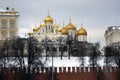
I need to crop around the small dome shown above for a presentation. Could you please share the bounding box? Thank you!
[40,23,46,27]
[57,28,62,32]
[33,27,39,32]
[53,24,59,29]
[28,32,33,35]
[37,27,40,30]
[78,27,87,35]
[44,15,53,23]
[65,22,76,30]
[61,27,68,35]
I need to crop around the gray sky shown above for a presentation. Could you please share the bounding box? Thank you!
[0,0,120,47]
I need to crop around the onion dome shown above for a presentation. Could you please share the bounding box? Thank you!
[44,15,53,23]
[33,27,39,32]
[53,24,59,29]
[65,22,76,30]
[61,27,68,35]
[28,32,33,36]
[40,23,46,27]
[37,26,40,29]
[78,27,87,35]
[57,28,62,32]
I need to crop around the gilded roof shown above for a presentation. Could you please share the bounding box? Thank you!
[61,27,68,35]
[78,27,87,35]
[44,15,53,23]
[65,22,76,30]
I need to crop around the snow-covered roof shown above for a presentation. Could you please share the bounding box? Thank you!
[0,8,7,12]
[0,8,19,16]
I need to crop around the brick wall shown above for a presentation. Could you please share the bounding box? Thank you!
[0,67,119,80]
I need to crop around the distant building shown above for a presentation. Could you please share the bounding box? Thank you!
[105,26,120,46]
[0,7,19,40]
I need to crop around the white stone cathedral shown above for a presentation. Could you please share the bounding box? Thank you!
[28,13,88,56]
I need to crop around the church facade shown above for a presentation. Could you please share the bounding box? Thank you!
[28,14,90,56]
[29,14,87,42]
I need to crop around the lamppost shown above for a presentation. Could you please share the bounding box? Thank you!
[67,35,72,59]
[47,40,54,80]
[43,37,54,80]
[58,36,63,60]
[28,36,38,80]
[51,42,54,80]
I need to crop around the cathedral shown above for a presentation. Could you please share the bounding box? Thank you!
[28,13,87,42]
[28,13,98,57]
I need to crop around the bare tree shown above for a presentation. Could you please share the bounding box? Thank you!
[112,46,120,80]
[77,42,86,66]
[105,45,120,80]
[89,42,101,71]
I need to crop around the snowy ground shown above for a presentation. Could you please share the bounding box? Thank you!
[0,56,117,67]
[42,57,105,67]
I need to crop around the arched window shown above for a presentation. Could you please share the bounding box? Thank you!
[43,29,44,33]
[9,19,15,29]
[46,26,47,32]
[10,32,15,39]
[2,32,7,40]
[1,19,7,29]
[49,25,50,30]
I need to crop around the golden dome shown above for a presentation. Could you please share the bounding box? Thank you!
[53,24,59,29]
[61,27,68,35]
[28,32,33,35]
[78,27,87,35]
[40,23,46,27]
[33,27,39,32]
[57,28,62,32]
[37,26,40,29]
[65,22,76,30]
[44,15,53,23]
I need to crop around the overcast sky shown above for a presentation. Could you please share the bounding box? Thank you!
[0,0,120,47]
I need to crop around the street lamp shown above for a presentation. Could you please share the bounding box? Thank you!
[51,42,54,80]
[58,36,63,60]
[43,37,54,80]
